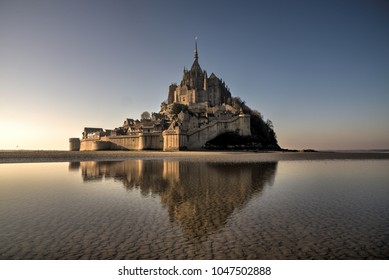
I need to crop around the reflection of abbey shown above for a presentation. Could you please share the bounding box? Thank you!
[70,41,252,151]
[75,160,277,240]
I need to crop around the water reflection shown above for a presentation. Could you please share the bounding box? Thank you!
[68,161,80,171]
[2,160,388,259]
[76,160,278,239]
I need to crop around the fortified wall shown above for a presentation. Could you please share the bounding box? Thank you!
[163,113,250,151]
[78,133,163,151]
[73,112,250,151]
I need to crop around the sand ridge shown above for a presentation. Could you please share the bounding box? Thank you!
[0,150,389,163]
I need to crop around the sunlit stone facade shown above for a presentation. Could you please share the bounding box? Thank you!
[74,41,251,151]
[167,41,232,107]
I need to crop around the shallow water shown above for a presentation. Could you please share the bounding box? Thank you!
[0,159,388,259]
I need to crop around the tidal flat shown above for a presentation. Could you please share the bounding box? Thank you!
[1,150,389,163]
[0,151,388,259]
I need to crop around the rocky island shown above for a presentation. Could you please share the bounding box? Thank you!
[70,41,279,151]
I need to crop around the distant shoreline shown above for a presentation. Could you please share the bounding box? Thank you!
[1,150,389,163]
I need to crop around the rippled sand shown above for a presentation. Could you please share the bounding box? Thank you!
[0,159,388,259]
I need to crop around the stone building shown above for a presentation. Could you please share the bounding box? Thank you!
[167,40,232,107]
[71,41,251,151]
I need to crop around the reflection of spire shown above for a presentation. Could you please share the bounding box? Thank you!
[194,37,198,62]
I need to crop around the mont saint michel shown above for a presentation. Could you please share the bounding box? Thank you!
[1,2,389,279]
[70,42,279,152]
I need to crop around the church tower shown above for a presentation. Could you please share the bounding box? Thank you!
[167,40,231,107]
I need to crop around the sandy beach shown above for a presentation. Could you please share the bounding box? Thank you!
[0,150,388,163]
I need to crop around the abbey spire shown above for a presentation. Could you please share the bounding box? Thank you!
[190,38,202,72]
[194,37,199,62]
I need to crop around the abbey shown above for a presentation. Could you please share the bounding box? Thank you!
[70,42,254,151]
[167,41,232,107]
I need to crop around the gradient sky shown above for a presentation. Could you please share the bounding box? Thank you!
[1,0,388,150]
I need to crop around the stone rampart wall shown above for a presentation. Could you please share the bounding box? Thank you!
[108,135,142,150]
[186,114,250,149]
[80,139,110,151]
[79,116,250,151]
[80,133,163,151]
[163,114,251,151]
[142,133,164,150]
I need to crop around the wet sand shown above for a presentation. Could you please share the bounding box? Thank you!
[1,150,389,163]
[1,160,388,259]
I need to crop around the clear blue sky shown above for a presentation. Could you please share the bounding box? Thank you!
[1,0,388,150]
